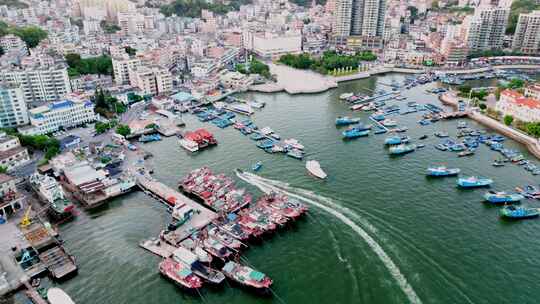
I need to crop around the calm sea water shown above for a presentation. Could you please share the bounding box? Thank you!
[39,74,540,304]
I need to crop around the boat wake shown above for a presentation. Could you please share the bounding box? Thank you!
[236,171,423,304]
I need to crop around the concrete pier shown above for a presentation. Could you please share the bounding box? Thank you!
[132,171,217,242]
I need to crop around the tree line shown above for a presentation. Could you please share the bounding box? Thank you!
[278,51,377,75]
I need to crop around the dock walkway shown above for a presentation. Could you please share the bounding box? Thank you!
[139,238,177,258]
[132,171,217,242]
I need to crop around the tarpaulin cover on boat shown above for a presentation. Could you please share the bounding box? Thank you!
[222,262,234,273]
[178,268,192,278]
[249,270,265,282]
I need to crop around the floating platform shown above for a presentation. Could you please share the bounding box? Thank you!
[139,238,177,258]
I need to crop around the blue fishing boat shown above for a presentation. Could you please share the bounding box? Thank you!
[426,166,460,177]
[484,191,523,204]
[370,113,385,121]
[287,149,304,159]
[457,176,493,188]
[389,144,416,155]
[336,116,360,126]
[250,133,265,141]
[252,161,262,172]
[256,139,275,149]
[500,205,539,219]
[384,136,404,145]
[139,134,162,143]
[343,128,370,139]
[374,128,387,134]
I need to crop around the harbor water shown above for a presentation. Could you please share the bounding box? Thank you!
[48,74,540,303]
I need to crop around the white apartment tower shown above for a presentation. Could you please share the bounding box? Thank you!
[512,10,540,55]
[112,55,141,85]
[333,0,387,46]
[0,83,29,128]
[0,64,72,108]
[466,5,510,52]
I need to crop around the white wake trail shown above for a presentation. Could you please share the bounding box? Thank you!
[237,171,422,304]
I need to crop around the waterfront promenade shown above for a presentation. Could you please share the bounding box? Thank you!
[439,92,540,159]
[250,62,540,96]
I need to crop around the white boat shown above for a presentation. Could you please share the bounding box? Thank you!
[179,139,199,152]
[260,127,274,135]
[47,288,75,304]
[340,92,354,100]
[248,101,266,109]
[381,119,397,127]
[284,138,305,150]
[306,160,327,179]
[350,104,364,111]
[226,103,254,115]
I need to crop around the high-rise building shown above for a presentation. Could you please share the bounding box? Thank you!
[129,66,173,96]
[112,55,141,85]
[465,5,510,53]
[0,83,29,128]
[512,10,540,55]
[332,0,387,48]
[0,63,72,108]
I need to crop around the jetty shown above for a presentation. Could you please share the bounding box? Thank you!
[132,170,217,241]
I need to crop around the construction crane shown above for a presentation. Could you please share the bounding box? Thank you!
[19,206,32,228]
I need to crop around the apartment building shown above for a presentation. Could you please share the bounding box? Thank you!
[0,82,29,128]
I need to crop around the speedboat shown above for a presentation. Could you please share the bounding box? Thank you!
[306,160,327,179]
[340,93,354,100]
[252,161,262,172]
[484,191,523,204]
[343,128,370,139]
[336,116,361,126]
[500,205,539,219]
[434,131,449,138]
[426,166,460,177]
[389,144,416,155]
[457,176,493,188]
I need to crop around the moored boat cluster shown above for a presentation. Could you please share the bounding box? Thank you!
[426,166,540,220]
[152,167,308,295]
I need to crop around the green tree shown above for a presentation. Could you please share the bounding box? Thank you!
[504,115,514,126]
[0,166,7,173]
[116,124,131,137]
[479,103,487,110]
[10,26,47,48]
[95,121,112,134]
[124,46,137,56]
[0,46,4,57]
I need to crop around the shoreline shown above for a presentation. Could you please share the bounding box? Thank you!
[439,92,540,160]
[248,63,540,95]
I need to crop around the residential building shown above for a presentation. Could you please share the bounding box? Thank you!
[0,35,28,54]
[0,133,30,172]
[0,83,29,128]
[465,5,510,53]
[525,83,540,99]
[0,174,25,219]
[112,55,141,85]
[496,89,540,122]
[332,0,387,47]
[19,97,97,135]
[129,66,173,96]
[0,63,72,107]
[512,10,540,55]
[219,71,255,90]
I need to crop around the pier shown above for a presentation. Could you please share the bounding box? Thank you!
[132,170,217,241]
